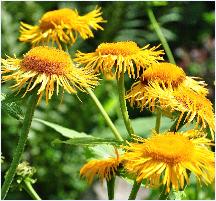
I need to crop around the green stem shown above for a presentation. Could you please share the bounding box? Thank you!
[155,109,162,133]
[147,7,176,64]
[86,87,123,141]
[107,176,115,200]
[1,93,38,199]
[117,72,135,137]
[128,180,141,200]
[63,43,123,142]
[23,180,41,200]
[159,186,169,200]
[60,42,69,52]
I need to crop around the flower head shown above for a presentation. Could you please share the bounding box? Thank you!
[141,62,186,87]
[80,148,121,183]
[126,62,214,136]
[172,87,215,137]
[75,41,164,79]
[2,46,98,103]
[140,62,208,94]
[13,161,37,190]
[122,132,215,193]
[127,81,214,138]
[19,7,106,49]
[16,161,36,180]
[126,62,208,110]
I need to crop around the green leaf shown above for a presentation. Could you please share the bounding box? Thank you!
[173,191,186,200]
[34,118,90,139]
[2,88,31,102]
[1,93,24,120]
[159,12,181,24]
[52,137,119,146]
[92,116,173,139]
[86,144,123,160]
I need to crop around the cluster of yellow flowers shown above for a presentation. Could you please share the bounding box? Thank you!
[81,131,214,193]
[1,6,215,195]
[78,43,215,192]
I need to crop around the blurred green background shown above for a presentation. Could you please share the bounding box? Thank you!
[1,1,215,200]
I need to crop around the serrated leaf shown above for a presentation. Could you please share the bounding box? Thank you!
[2,89,30,102]
[33,118,91,139]
[52,137,119,146]
[2,93,24,120]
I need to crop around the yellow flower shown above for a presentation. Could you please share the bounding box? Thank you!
[127,82,215,138]
[2,46,98,104]
[126,62,214,137]
[141,62,186,87]
[140,62,208,95]
[80,149,121,183]
[74,41,164,79]
[19,7,106,49]
[122,132,215,193]
[172,87,215,138]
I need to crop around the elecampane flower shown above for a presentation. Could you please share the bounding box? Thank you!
[80,149,121,183]
[141,62,186,87]
[127,82,215,138]
[19,7,106,49]
[139,62,208,95]
[171,87,215,138]
[2,46,98,103]
[126,62,214,137]
[126,62,208,110]
[75,41,164,79]
[122,132,215,193]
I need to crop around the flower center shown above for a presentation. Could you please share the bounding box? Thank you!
[141,63,186,87]
[21,46,72,75]
[144,134,193,164]
[96,41,140,56]
[39,8,77,30]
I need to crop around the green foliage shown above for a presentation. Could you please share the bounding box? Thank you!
[34,118,91,139]
[53,138,119,146]
[1,1,215,200]
[1,93,24,120]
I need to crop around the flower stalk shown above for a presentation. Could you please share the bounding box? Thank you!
[155,109,162,133]
[117,71,135,137]
[86,87,123,141]
[61,43,123,142]
[107,176,115,200]
[23,180,41,200]
[128,180,141,200]
[1,91,38,199]
[147,7,176,64]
